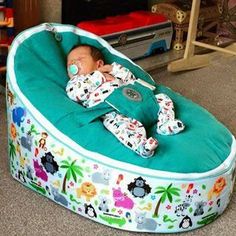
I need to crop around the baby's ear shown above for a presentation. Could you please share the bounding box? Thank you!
[97,59,104,68]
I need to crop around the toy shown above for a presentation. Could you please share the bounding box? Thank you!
[0,0,14,45]
[0,0,14,72]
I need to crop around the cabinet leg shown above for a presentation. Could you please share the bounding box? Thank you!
[168,54,210,72]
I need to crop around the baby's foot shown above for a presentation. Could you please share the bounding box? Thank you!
[156,93,174,110]
[157,119,185,135]
[135,137,158,158]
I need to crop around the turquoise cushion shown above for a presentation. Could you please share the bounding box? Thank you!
[106,82,160,127]
[14,28,233,174]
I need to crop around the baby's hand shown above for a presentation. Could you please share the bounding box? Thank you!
[98,64,114,82]
[103,73,115,82]
[98,64,113,73]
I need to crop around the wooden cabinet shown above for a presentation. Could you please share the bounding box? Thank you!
[13,0,40,34]
[0,0,41,73]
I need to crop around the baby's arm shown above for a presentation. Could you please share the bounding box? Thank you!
[66,71,106,102]
[109,62,136,84]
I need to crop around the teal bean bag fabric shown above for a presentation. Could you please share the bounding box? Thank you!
[13,25,233,174]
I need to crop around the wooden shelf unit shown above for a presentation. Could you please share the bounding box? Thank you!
[168,0,236,72]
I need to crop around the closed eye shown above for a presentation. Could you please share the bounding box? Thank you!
[68,57,84,65]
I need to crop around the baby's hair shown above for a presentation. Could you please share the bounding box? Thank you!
[69,44,105,62]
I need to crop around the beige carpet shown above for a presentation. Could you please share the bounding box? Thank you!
[0,54,236,236]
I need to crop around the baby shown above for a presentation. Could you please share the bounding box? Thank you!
[66,44,184,158]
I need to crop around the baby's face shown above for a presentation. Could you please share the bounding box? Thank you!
[67,46,101,79]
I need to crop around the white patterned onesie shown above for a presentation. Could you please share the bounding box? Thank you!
[66,62,184,157]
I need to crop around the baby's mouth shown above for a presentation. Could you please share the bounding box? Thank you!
[68,64,80,76]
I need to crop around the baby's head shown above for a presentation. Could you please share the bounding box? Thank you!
[67,44,105,79]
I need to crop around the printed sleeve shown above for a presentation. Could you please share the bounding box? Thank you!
[110,62,136,84]
[66,71,105,102]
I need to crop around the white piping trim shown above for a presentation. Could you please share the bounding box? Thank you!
[136,78,156,90]
[7,23,236,181]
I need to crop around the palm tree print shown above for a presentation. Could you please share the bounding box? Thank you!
[153,183,180,218]
[60,159,84,194]
[9,139,16,160]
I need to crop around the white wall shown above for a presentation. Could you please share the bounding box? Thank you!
[41,0,62,23]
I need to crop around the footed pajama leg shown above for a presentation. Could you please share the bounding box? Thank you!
[155,93,185,135]
[102,111,158,158]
